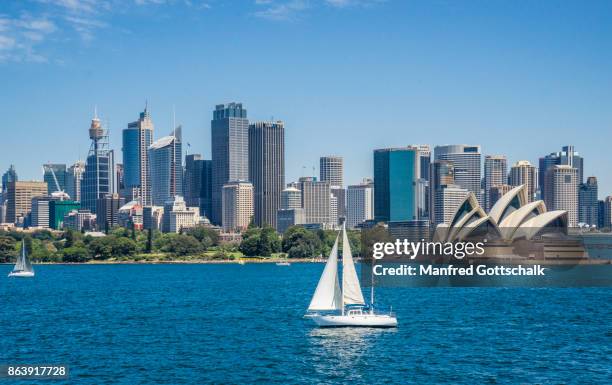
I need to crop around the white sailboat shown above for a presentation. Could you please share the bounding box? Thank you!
[305,226,397,328]
[8,240,35,278]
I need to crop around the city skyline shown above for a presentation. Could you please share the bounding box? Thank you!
[1,1,611,193]
[1,104,610,200]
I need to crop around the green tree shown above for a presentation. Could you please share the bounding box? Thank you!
[146,228,153,254]
[0,236,17,263]
[239,226,281,257]
[155,234,203,256]
[185,226,219,249]
[282,226,322,259]
[89,237,114,259]
[64,229,81,248]
[113,237,137,257]
[239,227,260,256]
[62,246,91,262]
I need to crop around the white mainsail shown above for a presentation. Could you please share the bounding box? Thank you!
[12,241,33,273]
[308,234,342,311]
[341,226,365,306]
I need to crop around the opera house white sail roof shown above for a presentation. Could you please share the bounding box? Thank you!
[436,184,568,242]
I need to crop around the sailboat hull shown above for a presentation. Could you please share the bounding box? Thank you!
[8,271,35,278]
[310,313,397,328]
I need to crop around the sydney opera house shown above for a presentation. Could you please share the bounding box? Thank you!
[434,184,586,260]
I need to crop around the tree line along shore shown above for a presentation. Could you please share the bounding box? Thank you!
[0,225,362,264]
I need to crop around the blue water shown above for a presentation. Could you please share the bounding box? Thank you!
[1,264,610,384]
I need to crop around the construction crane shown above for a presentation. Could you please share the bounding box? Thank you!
[43,165,70,201]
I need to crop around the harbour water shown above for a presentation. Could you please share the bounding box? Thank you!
[1,264,610,384]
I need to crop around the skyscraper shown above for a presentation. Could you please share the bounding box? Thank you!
[222,181,253,232]
[82,110,114,214]
[276,186,305,233]
[434,145,482,204]
[249,121,285,228]
[31,196,52,228]
[43,164,67,195]
[184,154,204,208]
[416,145,431,219]
[483,155,507,211]
[560,145,583,184]
[579,176,598,226]
[2,165,17,193]
[200,160,212,220]
[320,156,343,187]
[123,106,154,205]
[211,103,249,225]
[510,160,537,202]
[116,163,124,196]
[330,187,346,225]
[6,181,47,224]
[373,147,419,223]
[97,193,125,232]
[430,160,466,225]
[346,180,374,229]
[601,197,612,229]
[539,145,583,199]
[298,177,331,227]
[545,165,578,227]
[65,161,85,202]
[149,127,183,206]
[435,185,468,225]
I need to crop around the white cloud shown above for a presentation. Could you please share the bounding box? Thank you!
[254,0,309,21]
[0,14,57,62]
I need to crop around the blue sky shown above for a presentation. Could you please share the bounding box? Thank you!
[1,0,611,196]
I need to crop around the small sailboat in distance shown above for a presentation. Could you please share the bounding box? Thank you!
[305,225,397,327]
[8,240,35,278]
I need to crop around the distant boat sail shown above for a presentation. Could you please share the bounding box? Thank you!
[305,225,397,328]
[8,240,35,278]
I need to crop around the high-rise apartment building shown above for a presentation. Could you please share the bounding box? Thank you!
[211,103,249,226]
[123,107,154,205]
[298,177,331,227]
[222,181,253,232]
[544,165,578,227]
[6,181,47,224]
[320,156,343,187]
[82,111,114,214]
[434,145,482,204]
[249,121,285,228]
[579,176,598,226]
[346,180,374,229]
[510,160,537,203]
[149,128,183,206]
[484,155,507,211]
[373,147,419,222]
